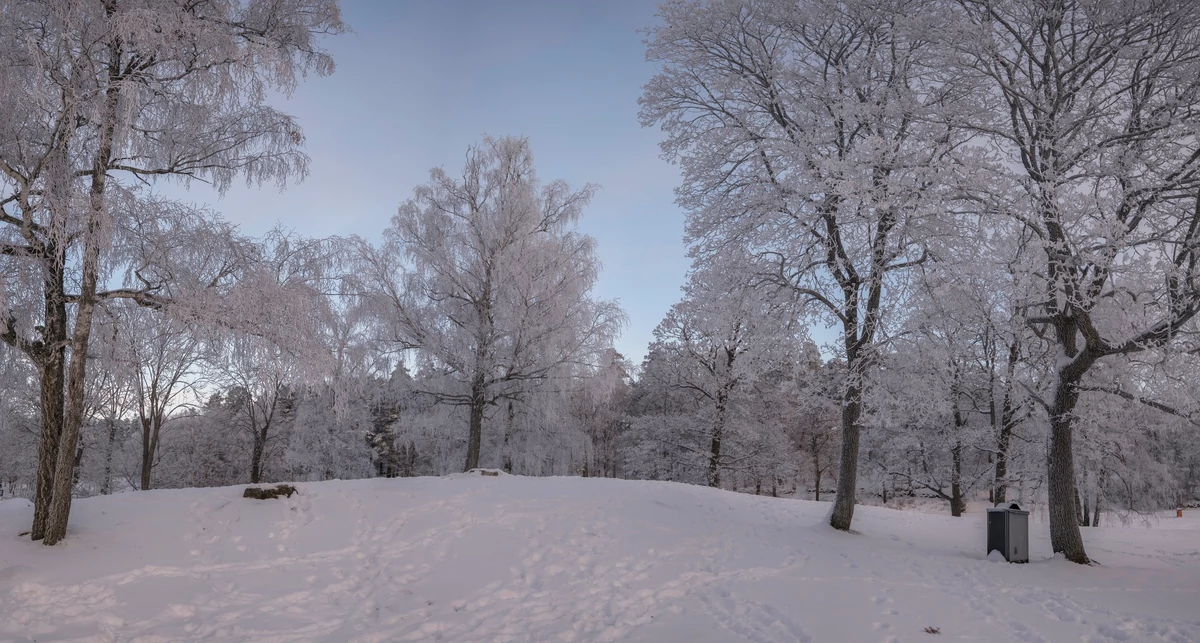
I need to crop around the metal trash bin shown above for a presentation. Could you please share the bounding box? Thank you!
[986,503,1029,563]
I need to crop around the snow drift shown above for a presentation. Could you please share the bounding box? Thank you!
[1,473,1198,642]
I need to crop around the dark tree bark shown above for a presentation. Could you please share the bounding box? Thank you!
[949,378,968,517]
[502,400,515,474]
[993,341,1020,504]
[245,386,283,485]
[812,434,824,502]
[708,388,728,488]
[101,416,117,496]
[950,439,965,518]
[464,370,486,472]
[831,331,871,531]
[139,410,164,491]
[250,429,266,484]
[1045,336,1097,563]
[32,309,65,540]
[830,379,864,530]
[13,248,70,541]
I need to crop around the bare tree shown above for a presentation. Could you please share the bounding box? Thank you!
[645,257,800,488]
[113,307,205,491]
[357,137,624,472]
[641,0,963,530]
[0,0,343,544]
[954,0,1200,563]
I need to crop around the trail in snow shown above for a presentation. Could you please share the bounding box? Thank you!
[1,473,1198,642]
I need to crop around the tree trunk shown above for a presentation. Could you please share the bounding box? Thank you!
[30,257,68,541]
[994,341,1019,504]
[708,389,728,488]
[830,380,863,530]
[140,417,154,490]
[811,434,822,502]
[1047,359,1092,564]
[71,444,84,486]
[951,439,965,517]
[42,36,122,545]
[464,371,486,472]
[43,255,102,545]
[251,425,267,484]
[101,416,117,495]
[250,439,264,484]
[502,400,514,474]
[951,399,966,517]
[32,337,65,540]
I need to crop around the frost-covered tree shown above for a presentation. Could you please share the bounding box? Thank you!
[357,137,624,472]
[870,325,995,517]
[0,0,343,544]
[783,358,841,501]
[642,258,801,488]
[642,0,965,530]
[0,339,37,498]
[105,306,205,491]
[570,349,633,479]
[81,310,138,495]
[209,232,335,484]
[953,0,1200,563]
[210,340,297,485]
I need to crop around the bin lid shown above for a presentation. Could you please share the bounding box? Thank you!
[987,502,1026,513]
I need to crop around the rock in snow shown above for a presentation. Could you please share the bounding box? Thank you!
[1,475,1198,642]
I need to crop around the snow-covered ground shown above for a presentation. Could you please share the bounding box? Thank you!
[1,473,1198,642]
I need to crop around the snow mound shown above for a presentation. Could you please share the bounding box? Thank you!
[1,476,1198,642]
[986,549,1008,563]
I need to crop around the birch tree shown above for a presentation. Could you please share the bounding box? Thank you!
[358,137,624,472]
[0,0,343,544]
[108,306,204,490]
[641,0,964,530]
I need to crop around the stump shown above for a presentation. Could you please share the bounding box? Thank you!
[243,484,297,499]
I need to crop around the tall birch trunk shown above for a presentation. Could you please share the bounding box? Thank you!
[42,38,121,544]
[30,253,68,541]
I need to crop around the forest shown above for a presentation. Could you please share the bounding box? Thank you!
[2,0,1200,570]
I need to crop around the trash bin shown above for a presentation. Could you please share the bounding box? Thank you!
[986,503,1029,563]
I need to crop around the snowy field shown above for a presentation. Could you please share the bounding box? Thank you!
[1,474,1198,643]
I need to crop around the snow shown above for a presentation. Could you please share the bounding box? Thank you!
[2,474,1198,642]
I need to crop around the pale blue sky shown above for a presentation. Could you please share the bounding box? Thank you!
[168,0,687,364]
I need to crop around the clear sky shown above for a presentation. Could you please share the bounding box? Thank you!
[165,0,687,365]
